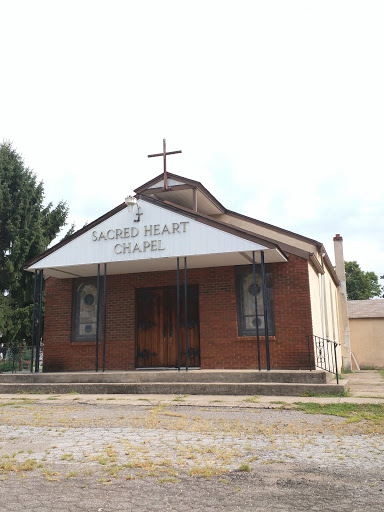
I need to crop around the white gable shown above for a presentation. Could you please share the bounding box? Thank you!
[148,178,184,189]
[28,200,282,275]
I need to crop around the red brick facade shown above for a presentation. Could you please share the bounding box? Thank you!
[43,253,313,372]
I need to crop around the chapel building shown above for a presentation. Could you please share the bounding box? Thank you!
[25,172,344,373]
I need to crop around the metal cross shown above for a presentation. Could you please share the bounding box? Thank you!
[148,139,182,190]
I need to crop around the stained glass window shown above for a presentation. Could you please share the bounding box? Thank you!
[235,265,275,337]
[72,278,100,342]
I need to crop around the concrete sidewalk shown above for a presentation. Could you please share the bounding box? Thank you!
[0,370,382,407]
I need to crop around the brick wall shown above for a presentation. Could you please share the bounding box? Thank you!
[43,254,313,371]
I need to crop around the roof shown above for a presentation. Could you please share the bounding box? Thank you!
[24,171,337,284]
[348,299,384,319]
[135,172,226,215]
[136,172,324,247]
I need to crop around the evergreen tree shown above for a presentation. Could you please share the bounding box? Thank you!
[0,142,69,345]
[345,261,384,300]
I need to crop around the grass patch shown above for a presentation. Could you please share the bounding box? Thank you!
[294,402,384,424]
[162,412,187,418]
[42,469,60,481]
[243,396,259,403]
[380,370,384,381]
[61,453,74,461]
[300,388,351,398]
[189,465,225,478]
[238,463,250,472]
[65,471,78,479]
[173,394,189,401]
[0,457,38,473]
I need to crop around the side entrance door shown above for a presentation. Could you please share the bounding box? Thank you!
[136,286,200,368]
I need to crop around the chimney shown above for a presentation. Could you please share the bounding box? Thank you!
[333,234,351,371]
[333,234,347,287]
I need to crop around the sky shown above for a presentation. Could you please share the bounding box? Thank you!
[1,0,383,280]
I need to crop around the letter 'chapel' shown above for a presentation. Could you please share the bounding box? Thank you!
[25,157,347,376]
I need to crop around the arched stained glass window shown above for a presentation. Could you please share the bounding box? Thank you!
[235,265,275,337]
[72,278,101,341]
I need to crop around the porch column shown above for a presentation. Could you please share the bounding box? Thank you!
[252,251,261,371]
[30,270,38,373]
[95,264,100,372]
[260,251,271,370]
[102,263,107,372]
[184,257,189,372]
[35,270,44,373]
[177,257,181,371]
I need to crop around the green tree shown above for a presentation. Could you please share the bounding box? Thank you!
[0,142,70,345]
[345,261,384,300]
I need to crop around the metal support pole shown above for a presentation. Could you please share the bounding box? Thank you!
[326,338,331,372]
[102,263,107,372]
[95,264,100,372]
[333,342,339,384]
[307,335,312,371]
[260,252,271,371]
[252,252,261,371]
[184,257,188,372]
[30,270,37,373]
[177,257,181,371]
[35,270,43,373]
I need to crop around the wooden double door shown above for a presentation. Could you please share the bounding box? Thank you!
[136,286,200,368]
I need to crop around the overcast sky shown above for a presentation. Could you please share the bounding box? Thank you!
[1,1,383,279]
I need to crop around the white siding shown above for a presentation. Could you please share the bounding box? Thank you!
[29,201,269,270]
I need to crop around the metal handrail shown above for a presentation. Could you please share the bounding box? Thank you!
[306,335,340,384]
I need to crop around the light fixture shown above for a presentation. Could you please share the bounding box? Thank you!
[125,195,137,213]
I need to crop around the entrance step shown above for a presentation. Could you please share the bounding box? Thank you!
[0,370,346,396]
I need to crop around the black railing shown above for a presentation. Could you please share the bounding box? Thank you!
[0,344,44,374]
[306,335,339,384]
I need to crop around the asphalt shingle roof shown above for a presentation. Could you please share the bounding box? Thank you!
[348,299,384,319]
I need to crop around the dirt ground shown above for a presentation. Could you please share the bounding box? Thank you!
[0,371,383,511]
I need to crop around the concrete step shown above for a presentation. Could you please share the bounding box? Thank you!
[0,380,347,396]
[0,370,333,385]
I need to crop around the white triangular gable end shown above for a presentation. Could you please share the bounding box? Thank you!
[26,199,288,279]
[148,177,185,189]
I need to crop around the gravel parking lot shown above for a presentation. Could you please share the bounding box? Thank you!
[0,388,383,511]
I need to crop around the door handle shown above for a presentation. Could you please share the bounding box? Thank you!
[169,322,173,338]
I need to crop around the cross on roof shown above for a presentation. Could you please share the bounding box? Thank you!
[147,139,182,190]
